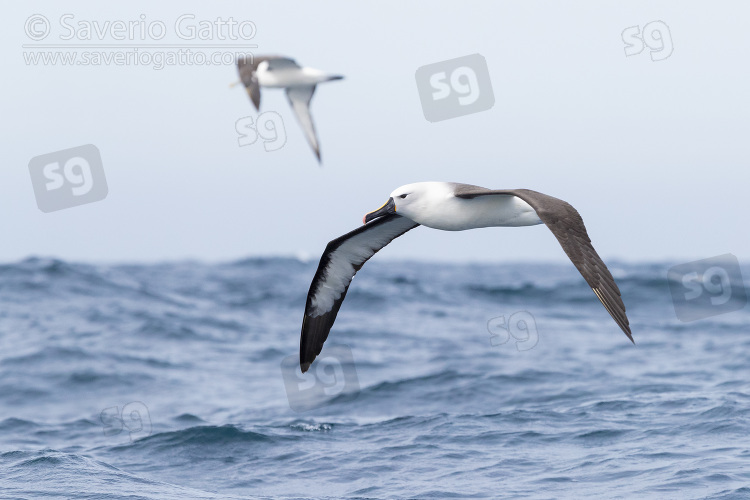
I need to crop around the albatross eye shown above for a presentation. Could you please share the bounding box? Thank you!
[399,194,408,199]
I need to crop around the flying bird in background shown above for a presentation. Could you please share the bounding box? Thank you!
[299,182,634,372]
[234,55,343,163]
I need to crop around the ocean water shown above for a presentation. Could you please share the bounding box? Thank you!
[0,256,748,499]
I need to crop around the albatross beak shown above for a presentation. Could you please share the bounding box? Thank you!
[363,197,396,224]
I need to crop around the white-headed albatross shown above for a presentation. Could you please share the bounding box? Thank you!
[234,55,343,163]
[299,182,633,372]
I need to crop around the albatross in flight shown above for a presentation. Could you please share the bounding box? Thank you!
[299,182,633,372]
[234,55,343,163]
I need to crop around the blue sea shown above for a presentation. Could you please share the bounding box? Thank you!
[0,257,748,499]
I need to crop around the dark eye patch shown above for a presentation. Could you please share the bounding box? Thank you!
[399,194,408,199]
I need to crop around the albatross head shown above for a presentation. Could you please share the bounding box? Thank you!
[363,182,454,224]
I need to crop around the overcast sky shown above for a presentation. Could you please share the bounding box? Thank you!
[2,1,748,264]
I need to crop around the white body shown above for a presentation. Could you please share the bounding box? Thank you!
[257,62,334,88]
[391,182,542,231]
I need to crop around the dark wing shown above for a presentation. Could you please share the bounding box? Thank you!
[286,86,320,162]
[237,56,261,110]
[300,214,420,372]
[455,187,633,343]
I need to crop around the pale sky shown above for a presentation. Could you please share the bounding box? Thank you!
[2,1,748,264]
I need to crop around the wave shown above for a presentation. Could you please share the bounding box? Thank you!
[122,424,290,449]
[0,450,244,499]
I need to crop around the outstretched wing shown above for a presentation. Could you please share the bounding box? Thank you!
[286,86,321,162]
[300,214,420,372]
[455,186,633,343]
[237,56,262,110]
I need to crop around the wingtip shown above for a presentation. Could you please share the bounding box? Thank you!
[621,324,635,345]
[620,322,635,345]
[300,361,311,373]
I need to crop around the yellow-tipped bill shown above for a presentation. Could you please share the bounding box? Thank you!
[363,197,396,224]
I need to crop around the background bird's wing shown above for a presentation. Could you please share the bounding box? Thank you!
[237,56,263,110]
[286,86,321,162]
[266,57,300,70]
[237,56,299,110]
[246,81,261,110]
[300,214,420,372]
[454,186,633,342]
